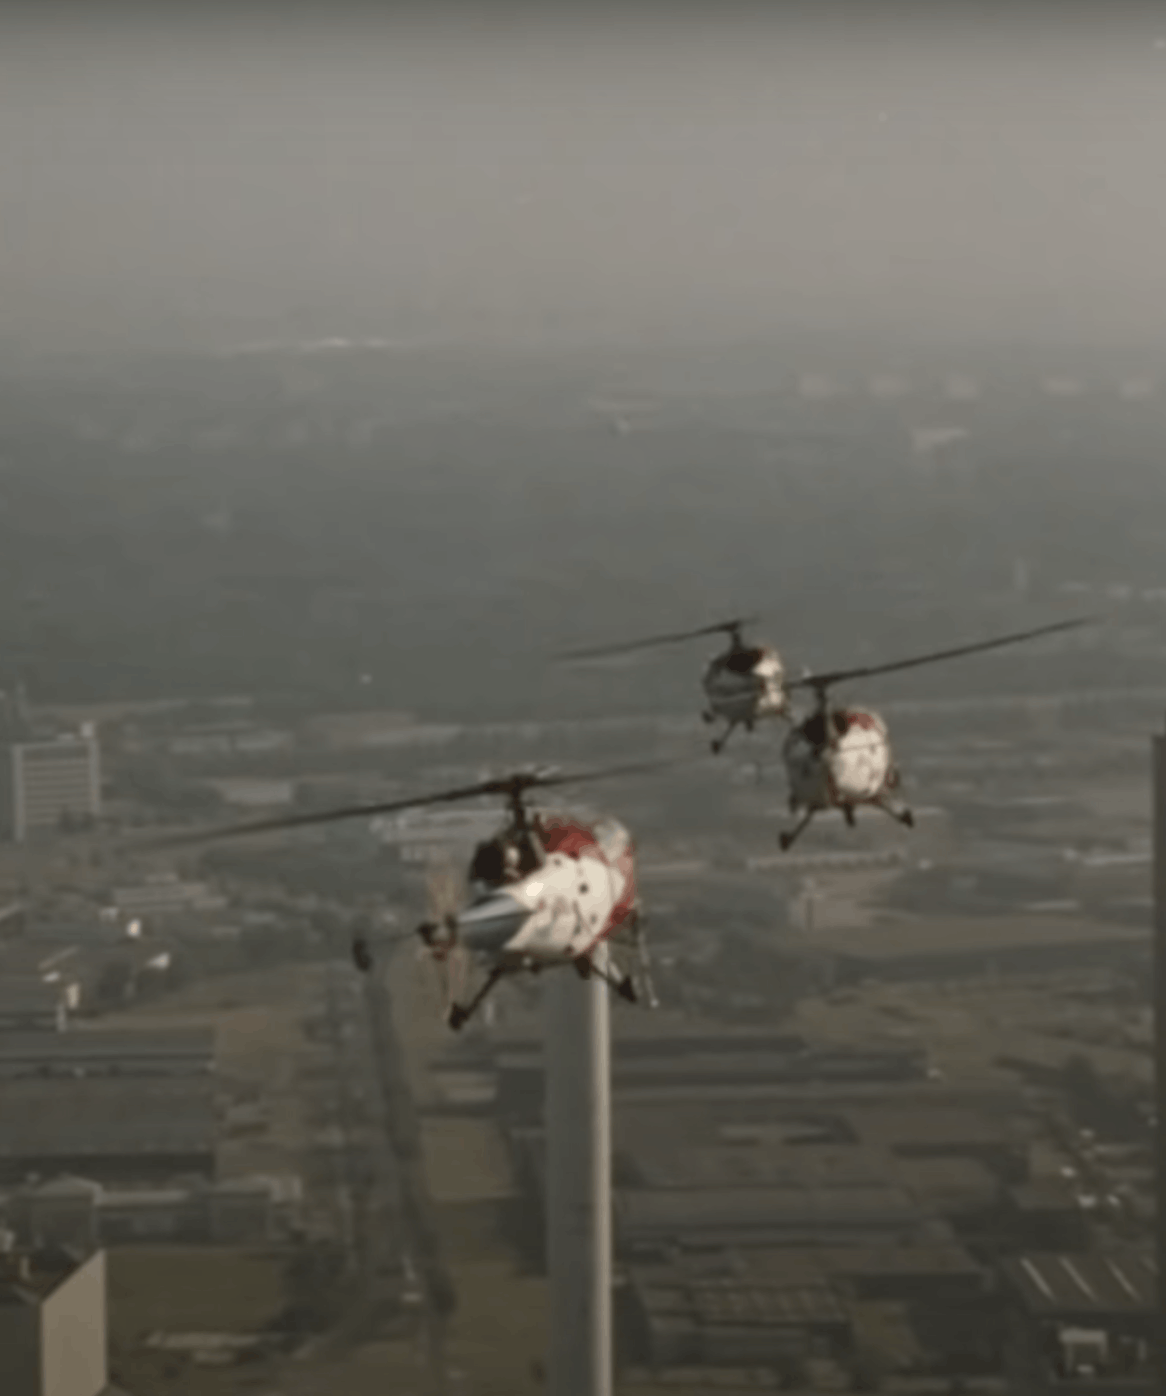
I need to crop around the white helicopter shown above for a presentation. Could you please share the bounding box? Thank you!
[774,617,1093,850]
[146,764,662,1031]
[558,616,787,754]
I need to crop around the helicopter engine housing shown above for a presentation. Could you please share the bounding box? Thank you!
[782,706,894,811]
[702,645,787,723]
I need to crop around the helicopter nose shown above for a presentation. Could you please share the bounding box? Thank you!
[455,891,528,953]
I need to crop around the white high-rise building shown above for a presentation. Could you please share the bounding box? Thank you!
[6,729,101,844]
[0,1243,110,1396]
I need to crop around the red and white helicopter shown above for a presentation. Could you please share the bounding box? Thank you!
[147,764,661,1031]
[558,616,788,754]
[775,617,1093,850]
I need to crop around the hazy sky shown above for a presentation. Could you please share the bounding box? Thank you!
[3,5,1166,353]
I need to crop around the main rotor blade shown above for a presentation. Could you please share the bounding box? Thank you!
[555,615,759,663]
[133,758,674,851]
[787,616,1095,693]
[516,757,675,791]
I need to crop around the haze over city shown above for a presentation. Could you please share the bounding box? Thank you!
[2,4,1166,354]
[0,5,1160,1395]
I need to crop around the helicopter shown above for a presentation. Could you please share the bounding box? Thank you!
[773,616,1093,851]
[143,763,662,1032]
[558,616,787,754]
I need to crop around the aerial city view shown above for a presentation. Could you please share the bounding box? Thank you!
[0,5,1161,1395]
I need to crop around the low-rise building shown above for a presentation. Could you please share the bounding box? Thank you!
[110,876,225,921]
[7,1173,302,1249]
[841,1105,1029,1184]
[0,1028,215,1080]
[1000,1250,1155,1392]
[895,1156,1005,1232]
[0,1079,216,1184]
[1004,1181,1091,1252]
[626,1270,851,1370]
[622,1243,997,1378]
[0,978,70,1033]
[614,1185,934,1260]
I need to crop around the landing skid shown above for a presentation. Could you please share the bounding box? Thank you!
[448,921,661,1029]
[446,966,506,1032]
[878,797,915,829]
[573,952,638,1003]
[709,716,754,755]
[778,810,815,851]
[778,798,914,851]
[710,718,738,755]
[630,911,661,1009]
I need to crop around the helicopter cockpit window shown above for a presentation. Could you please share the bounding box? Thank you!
[803,711,829,751]
[723,647,762,676]
[831,710,850,737]
[515,840,541,876]
[469,839,507,885]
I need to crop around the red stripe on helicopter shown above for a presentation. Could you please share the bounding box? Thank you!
[537,817,637,957]
[842,708,880,731]
[539,817,598,859]
[583,845,637,956]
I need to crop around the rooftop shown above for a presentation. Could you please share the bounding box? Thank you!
[689,1280,849,1329]
[515,1093,1027,1197]
[632,1242,985,1287]
[840,1106,1020,1151]
[0,976,65,1015]
[616,1185,925,1238]
[0,1027,215,1066]
[0,944,82,977]
[485,1008,807,1055]
[606,1080,1026,1116]
[1008,1180,1082,1214]
[0,1245,90,1304]
[496,1048,927,1092]
[895,1156,1002,1199]
[16,1171,301,1206]
[0,1079,215,1160]
[1002,1251,1156,1317]
[619,1142,894,1192]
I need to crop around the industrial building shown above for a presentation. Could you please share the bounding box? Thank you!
[621,1243,996,1376]
[0,1028,216,1079]
[0,937,182,1028]
[5,1172,302,1249]
[0,978,71,1034]
[20,921,127,947]
[1000,1250,1156,1390]
[0,1079,217,1184]
[463,941,1158,1387]
[109,874,225,921]
[3,731,101,844]
[624,1271,851,1371]
[1003,1180,1092,1252]
[492,1043,931,1118]
[479,1012,933,1123]
[837,1104,1029,1184]
[510,1122,1008,1269]
[0,1241,112,1396]
[614,1184,933,1258]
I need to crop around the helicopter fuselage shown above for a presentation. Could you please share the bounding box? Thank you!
[701,644,787,726]
[782,705,896,812]
[458,812,637,970]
